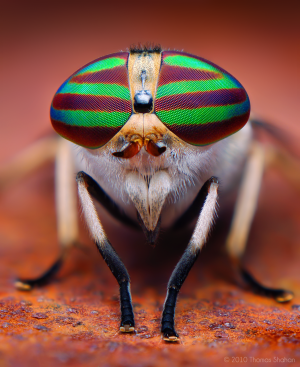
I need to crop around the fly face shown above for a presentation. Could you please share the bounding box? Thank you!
[50,47,250,234]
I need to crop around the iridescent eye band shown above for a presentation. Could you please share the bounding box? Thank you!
[50,52,131,148]
[154,51,250,145]
[51,49,250,148]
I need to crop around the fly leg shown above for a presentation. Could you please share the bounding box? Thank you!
[15,138,78,290]
[161,177,219,342]
[76,171,135,333]
[226,141,293,302]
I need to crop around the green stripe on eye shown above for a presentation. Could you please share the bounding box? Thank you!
[74,57,126,76]
[52,109,131,128]
[155,77,239,98]
[163,55,220,73]
[156,100,249,126]
[58,83,131,99]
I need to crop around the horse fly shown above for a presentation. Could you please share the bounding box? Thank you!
[6,45,295,342]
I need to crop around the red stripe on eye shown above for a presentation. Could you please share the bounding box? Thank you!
[155,89,247,111]
[157,65,222,86]
[70,66,129,86]
[52,93,131,113]
[166,112,250,145]
[51,119,121,148]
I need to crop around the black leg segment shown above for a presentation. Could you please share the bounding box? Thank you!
[161,177,219,342]
[161,288,180,340]
[95,238,135,331]
[15,256,64,291]
[241,268,294,302]
[161,246,200,341]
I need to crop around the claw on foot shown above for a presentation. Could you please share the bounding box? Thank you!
[275,290,294,303]
[162,328,179,342]
[242,269,294,303]
[14,257,63,291]
[15,281,32,291]
[120,324,135,333]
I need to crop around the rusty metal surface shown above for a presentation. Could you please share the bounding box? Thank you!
[1,1,300,366]
[0,163,299,367]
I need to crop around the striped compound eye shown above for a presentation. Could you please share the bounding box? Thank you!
[50,52,131,149]
[155,51,250,145]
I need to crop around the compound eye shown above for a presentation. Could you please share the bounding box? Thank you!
[155,51,250,145]
[50,52,131,149]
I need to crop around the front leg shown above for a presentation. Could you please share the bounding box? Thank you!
[76,172,134,332]
[161,177,219,342]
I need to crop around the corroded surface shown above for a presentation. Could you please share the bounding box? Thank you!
[1,1,300,366]
[0,163,299,366]
[0,284,299,367]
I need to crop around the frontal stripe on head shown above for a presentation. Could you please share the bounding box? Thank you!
[155,51,250,145]
[50,52,131,148]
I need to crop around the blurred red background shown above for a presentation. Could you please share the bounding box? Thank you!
[0,1,299,366]
[1,0,299,163]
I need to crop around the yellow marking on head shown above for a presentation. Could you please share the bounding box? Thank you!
[128,52,161,113]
